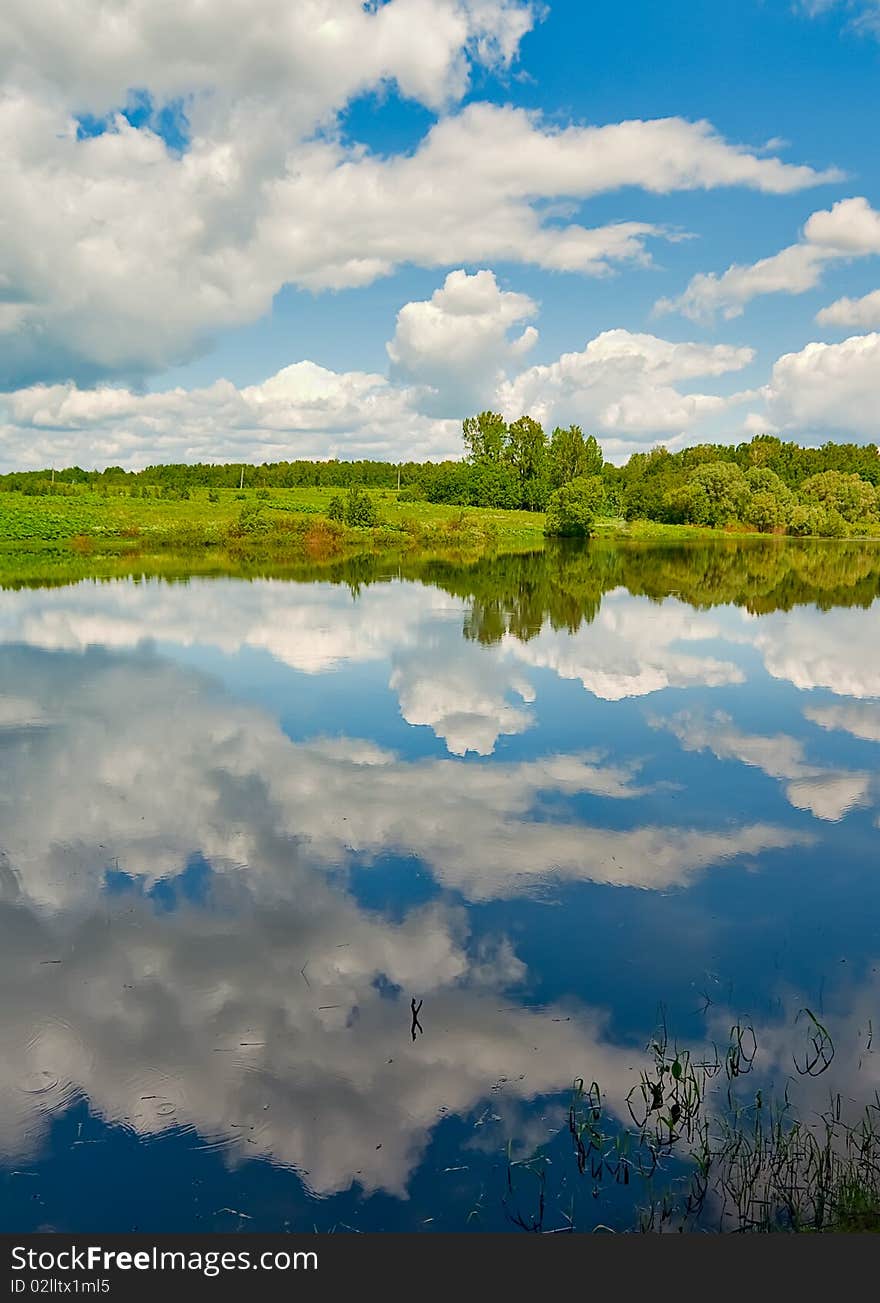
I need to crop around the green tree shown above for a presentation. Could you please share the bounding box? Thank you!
[547,425,603,489]
[343,485,379,527]
[544,475,605,536]
[688,461,750,527]
[746,491,786,533]
[800,471,878,523]
[743,467,794,531]
[462,411,507,464]
[664,480,711,525]
[504,415,548,509]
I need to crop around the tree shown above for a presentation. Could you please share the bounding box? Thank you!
[665,480,710,525]
[800,471,878,523]
[547,425,603,489]
[688,461,750,527]
[462,411,507,464]
[544,475,605,536]
[743,467,793,531]
[467,459,519,508]
[504,415,548,509]
[746,491,786,533]
[343,485,379,527]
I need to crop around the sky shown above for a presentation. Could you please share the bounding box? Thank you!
[1,0,880,470]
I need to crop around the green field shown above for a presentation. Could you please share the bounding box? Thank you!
[0,486,550,585]
[0,485,543,541]
[0,484,820,588]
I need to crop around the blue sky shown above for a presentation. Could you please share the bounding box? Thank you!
[1,0,880,468]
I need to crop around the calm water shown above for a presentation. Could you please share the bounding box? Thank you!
[2,538,880,1231]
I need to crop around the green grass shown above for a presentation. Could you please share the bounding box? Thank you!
[3,489,874,590]
[0,487,548,586]
[0,486,545,544]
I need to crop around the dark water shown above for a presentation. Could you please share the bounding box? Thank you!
[2,538,880,1231]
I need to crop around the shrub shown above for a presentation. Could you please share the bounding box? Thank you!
[544,475,604,536]
[745,491,787,533]
[343,486,379,527]
[327,494,345,522]
[800,470,878,522]
[229,501,270,536]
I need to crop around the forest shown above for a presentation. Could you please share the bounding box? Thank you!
[3,413,880,539]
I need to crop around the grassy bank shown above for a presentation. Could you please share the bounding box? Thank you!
[0,486,545,585]
[3,486,876,588]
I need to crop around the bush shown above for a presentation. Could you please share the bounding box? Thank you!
[343,485,379,527]
[800,470,878,522]
[544,475,604,536]
[207,489,220,504]
[788,503,847,537]
[230,501,270,536]
[745,491,787,533]
[397,484,423,503]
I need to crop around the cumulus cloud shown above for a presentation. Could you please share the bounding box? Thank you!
[390,641,537,754]
[654,709,872,822]
[501,591,746,700]
[0,317,762,467]
[805,701,880,743]
[744,604,880,699]
[657,198,880,322]
[0,885,649,1193]
[0,622,809,907]
[496,329,754,441]
[816,288,880,327]
[0,0,839,388]
[0,362,460,467]
[758,332,880,438]
[387,269,538,412]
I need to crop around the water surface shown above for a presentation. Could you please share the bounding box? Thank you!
[2,539,880,1231]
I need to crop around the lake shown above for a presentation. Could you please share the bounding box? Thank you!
[2,537,880,1232]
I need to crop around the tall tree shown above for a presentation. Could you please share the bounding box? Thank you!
[462,411,507,464]
[504,415,548,510]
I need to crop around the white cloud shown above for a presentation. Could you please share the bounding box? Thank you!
[0,317,760,467]
[0,886,647,1193]
[800,0,880,35]
[0,0,536,121]
[387,269,538,412]
[655,709,872,822]
[805,701,880,742]
[816,288,880,327]
[658,198,880,322]
[390,641,537,754]
[0,0,839,388]
[503,592,745,700]
[496,329,753,439]
[0,362,460,467]
[744,604,880,699]
[0,608,808,906]
[759,332,880,437]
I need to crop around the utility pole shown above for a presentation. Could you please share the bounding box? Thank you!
[239,465,245,491]
[397,463,401,491]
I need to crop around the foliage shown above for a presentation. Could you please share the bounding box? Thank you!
[4,425,880,541]
[341,485,379,527]
[544,475,604,536]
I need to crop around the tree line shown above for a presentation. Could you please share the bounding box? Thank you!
[3,415,880,537]
[411,415,880,537]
